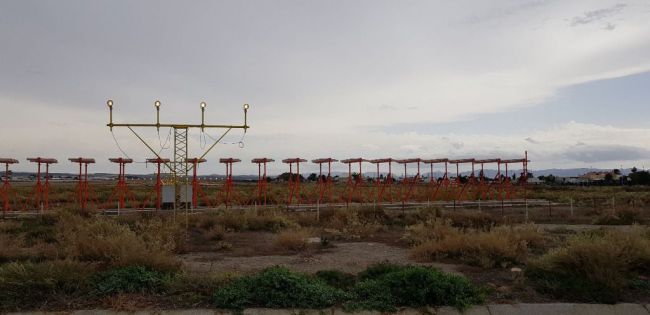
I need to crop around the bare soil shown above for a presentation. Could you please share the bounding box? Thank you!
[180,240,460,275]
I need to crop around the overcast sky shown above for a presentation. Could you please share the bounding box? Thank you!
[1,0,650,175]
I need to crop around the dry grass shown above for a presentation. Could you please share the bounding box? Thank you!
[203,224,226,241]
[55,213,181,272]
[190,209,298,232]
[402,218,460,245]
[527,226,650,302]
[273,229,312,252]
[410,224,545,268]
[320,207,384,239]
[442,210,496,230]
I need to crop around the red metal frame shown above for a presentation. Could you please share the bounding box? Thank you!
[106,158,139,209]
[312,158,338,204]
[474,159,500,200]
[423,159,449,202]
[500,151,529,200]
[219,158,241,208]
[68,158,97,211]
[369,158,395,203]
[252,158,275,205]
[0,158,19,216]
[396,158,422,205]
[186,158,210,208]
[282,158,307,205]
[25,157,58,210]
[340,158,366,206]
[143,157,170,210]
[448,158,475,201]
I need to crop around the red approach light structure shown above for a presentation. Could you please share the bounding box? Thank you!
[311,158,338,204]
[186,158,210,208]
[0,158,19,215]
[252,158,274,205]
[106,158,138,210]
[474,159,500,200]
[282,158,307,205]
[68,158,96,211]
[369,158,395,203]
[26,157,58,210]
[396,158,422,205]
[448,158,475,201]
[340,158,366,206]
[423,159,449,202]
[500,151,529,200]
[143,157,171,210]
[219,158,241,208]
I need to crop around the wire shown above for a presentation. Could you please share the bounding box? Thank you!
[156,128,172,155]
[205,130,247,148]
[111,130,131,159]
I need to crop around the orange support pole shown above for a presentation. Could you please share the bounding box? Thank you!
[369,158,395,203]
[423,159,449,202]
[340,158,366,206]
[0,158,19,216]
[68,158,96,211]
[252,158,274,206]
[282,158,307,206]
[396,158,422,205]
[219,158,241,208]
[106,158,138,210]
[26,157,58,211]
[144,157,170,210]
[312,158,338,204]
[186,158,209,208]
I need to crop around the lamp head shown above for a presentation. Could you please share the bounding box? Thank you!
[154,100,161,108]
[200,101,206,109]
[243,103,250,110]
[107,99,113,108]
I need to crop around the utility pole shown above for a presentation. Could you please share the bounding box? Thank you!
[106,100,250,209]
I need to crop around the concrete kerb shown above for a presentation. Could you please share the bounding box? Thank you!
[487,303,650,315]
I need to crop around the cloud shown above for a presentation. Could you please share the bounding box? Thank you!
[562,144,650,163]
[570,3,626,26]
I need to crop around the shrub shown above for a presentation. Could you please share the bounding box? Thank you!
[165,271,240,304]
[593,209,643,225]
[213,266,346,309]
[315,270,356,290]
[0,260,95,310]
[133,217,187,253]
[273,229,310,252]
[411,225,544,268]
[216,210,298,232]
[203,224,226,241]
[349,264,485,311]
[402,219,459,245]
[443,210,496,230]
[526,227,650,303]
[91,265,170,295]
[55,213,180,272]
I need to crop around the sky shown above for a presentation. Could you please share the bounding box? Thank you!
[1,0,650,176]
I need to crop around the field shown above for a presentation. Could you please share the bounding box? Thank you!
[0,182,649,312]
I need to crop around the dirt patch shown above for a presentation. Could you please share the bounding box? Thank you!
[179,241,460,275]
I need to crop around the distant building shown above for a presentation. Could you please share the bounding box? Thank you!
[578,171,621,182]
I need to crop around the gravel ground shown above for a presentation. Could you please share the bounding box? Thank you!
[179,241,460,274]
